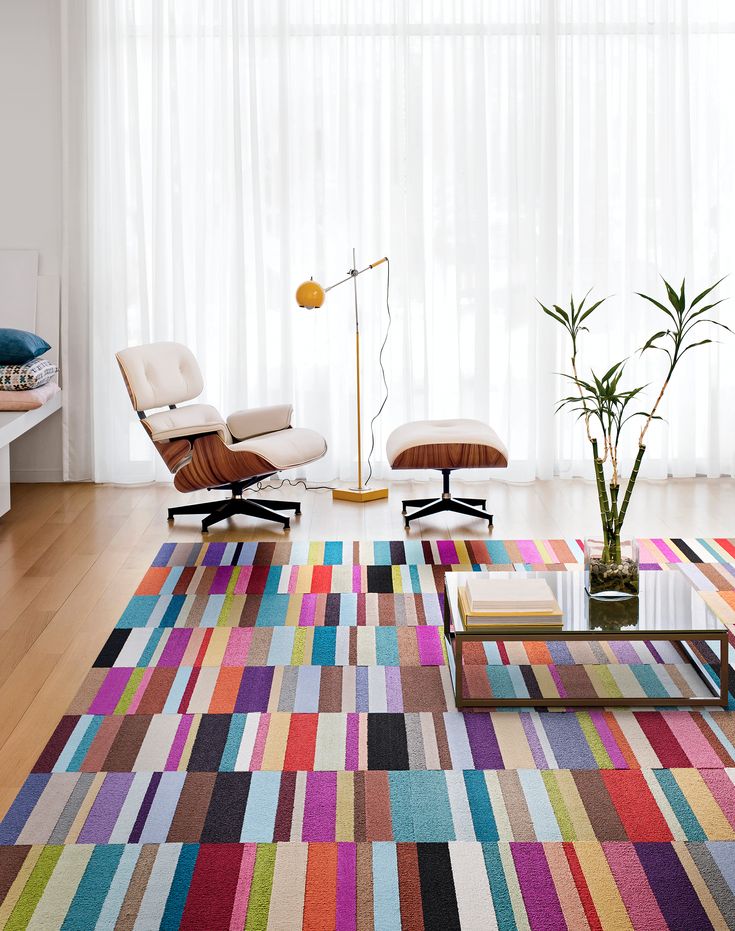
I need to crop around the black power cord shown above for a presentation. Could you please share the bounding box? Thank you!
[365,256,391,486]
[254,477,334,493]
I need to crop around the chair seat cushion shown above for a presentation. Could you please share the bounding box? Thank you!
[230,427,327,471]
[386,418,508,469]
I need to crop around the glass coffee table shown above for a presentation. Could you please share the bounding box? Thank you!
[443,569,729,708]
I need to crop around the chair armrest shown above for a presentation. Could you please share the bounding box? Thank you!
[227,404,293,440]
[144,403,229,444]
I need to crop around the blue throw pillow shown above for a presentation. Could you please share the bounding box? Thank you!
[0,328,51,364]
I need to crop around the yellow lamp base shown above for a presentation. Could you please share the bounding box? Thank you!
[332,486,389,503]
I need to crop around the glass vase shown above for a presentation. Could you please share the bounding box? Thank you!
[584,537,639,599]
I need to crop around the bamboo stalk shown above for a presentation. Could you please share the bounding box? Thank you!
[591,438,612,555]
[572,355,595,445]
[616,444,646,533]
[609,484,621,561]
[639,379,669,446]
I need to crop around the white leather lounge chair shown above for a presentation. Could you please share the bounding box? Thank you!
[116,342,327,532]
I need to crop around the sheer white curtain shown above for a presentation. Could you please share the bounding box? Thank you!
[73,0,735,484]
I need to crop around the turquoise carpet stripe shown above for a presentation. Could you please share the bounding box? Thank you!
[482,842,518,931]
[118,596,157,627]
[464,770,499,841]
[67,716,104,771]
[376,628,399,666]
[139,627,165,666]
[161,596,185,627]
[654,769,707,841]
[388,772,413,840]
[375,542,392,565]
[410,772,455,842]
[264,567,281,594]
[62,844,125,931]
[256,595,289,627]
[485,541,510,563]
[632,663,669,697]
[324,541,343,565]
[486,666,516,699]
[54,716,93,773]
[160,843,199,930]
[94,845,141,929]
[221,713,246,771]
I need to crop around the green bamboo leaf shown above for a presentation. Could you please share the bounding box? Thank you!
[649,345,674,364]
[541,306,564,325]
[600,360,626,383]
[662,276,682,314]
[679,338,714,359]
[704,320,734,333]
[690,275,727,309]
[578,298,607,323]
[639,330,668,354]
[636,292,678,324]
[621,412,664,425]
[686,299,726,322]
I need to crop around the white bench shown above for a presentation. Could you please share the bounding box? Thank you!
[0,392,62,514]
[0,249,62,516]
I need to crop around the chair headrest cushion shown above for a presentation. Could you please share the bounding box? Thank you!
[116,341,204,411]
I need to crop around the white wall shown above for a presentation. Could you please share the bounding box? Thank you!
[0,0,63,481]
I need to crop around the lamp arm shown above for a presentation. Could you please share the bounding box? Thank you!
[323,257,388,294]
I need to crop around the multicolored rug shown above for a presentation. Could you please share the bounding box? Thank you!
[1,538,735,929]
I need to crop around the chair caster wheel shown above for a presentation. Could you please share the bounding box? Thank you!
[401,508,407,516]
[295,508,301,516]
[167,515,174,523]
[284,520,290,531]
[404,521,410,530]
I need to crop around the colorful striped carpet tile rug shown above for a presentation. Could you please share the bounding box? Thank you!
[1,537,735,929]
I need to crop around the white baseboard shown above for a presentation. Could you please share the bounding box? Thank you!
[10,468,64,483]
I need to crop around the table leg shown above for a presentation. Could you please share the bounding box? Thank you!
[455,636,464,709]
[720,634,730,708]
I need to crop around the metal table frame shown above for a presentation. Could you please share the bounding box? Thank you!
[443,573,729,709]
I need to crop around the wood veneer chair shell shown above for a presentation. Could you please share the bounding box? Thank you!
[391,442,508,470]
[173,433,276,493]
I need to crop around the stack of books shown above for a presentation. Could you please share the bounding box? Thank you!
[458,576,563,629]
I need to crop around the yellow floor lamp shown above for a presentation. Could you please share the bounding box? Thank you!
[295,249,389,502]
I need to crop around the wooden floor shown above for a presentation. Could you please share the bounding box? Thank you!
[0,475,733,818]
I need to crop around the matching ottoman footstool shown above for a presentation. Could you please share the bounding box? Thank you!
[386,418,508,529]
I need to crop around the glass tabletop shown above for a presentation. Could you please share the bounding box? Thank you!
[444,569,727,635]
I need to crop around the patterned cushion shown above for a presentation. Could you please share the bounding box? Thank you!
[0,358,58,390]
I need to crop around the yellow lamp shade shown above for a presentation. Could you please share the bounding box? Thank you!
[295,279,326,309]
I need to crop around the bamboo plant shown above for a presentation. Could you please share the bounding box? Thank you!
[539,276,729,576]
